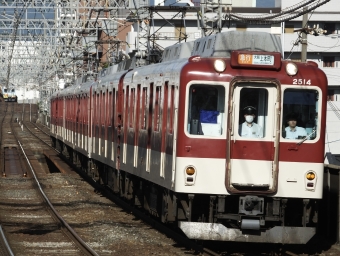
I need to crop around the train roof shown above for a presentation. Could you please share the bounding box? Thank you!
[161,31,282,62]
[51,31,284,99]
[161,41,194,62]
[124,58,188,87]
[193,31,282,57]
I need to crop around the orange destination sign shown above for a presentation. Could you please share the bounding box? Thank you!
[238,54,274,65]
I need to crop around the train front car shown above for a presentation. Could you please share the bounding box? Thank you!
[9,88,17,102]
[2,87,8,102]
[176,32,327,244]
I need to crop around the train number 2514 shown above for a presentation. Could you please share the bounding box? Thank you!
[293,79,311,85]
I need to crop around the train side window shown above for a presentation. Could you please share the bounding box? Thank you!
[238,88,268,138]
[187,84,225,137]
[282,89,319,140]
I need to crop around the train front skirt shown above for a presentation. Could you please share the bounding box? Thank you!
[179,221,315,244]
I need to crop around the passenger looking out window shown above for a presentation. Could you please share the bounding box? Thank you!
[282,89,318,140]
[284,112,307,139]
[238,106,263,138]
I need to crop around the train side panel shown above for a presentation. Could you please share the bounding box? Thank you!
[118,60,186,190]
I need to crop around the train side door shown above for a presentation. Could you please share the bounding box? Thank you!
[226,80,280,194]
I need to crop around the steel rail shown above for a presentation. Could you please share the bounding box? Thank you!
[16,139,99,256]
[11,112,98,256]
[0,225,14,256]
[22,121,60,153]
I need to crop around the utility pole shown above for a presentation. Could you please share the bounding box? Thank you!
[301,6,308,62]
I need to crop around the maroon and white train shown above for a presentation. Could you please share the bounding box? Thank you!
[50,31,328,244]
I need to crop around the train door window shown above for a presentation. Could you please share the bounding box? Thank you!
[282,89,319,141]
[101,92,105,126]
[115,89,119,127]
[140,87,147,130]
[148,84,154,132]
[108,91,112,126]
[187,84,225,137]
[125,86,129,129]
[85,96,88,128]
[135,85,141,131]
[169,85,175,134]
[154,86,161,132]
[129,88,135,128]
[162,83,169,134]
[96,93,98,125]
[111,89,115,127]
[238,88,268,138]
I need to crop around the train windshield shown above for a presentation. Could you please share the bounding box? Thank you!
[187,84,225,137]
[282,89,319,140]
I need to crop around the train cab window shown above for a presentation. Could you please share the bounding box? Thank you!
[282,89,319,140]
[187,84,225,137]
[238,88,268,138]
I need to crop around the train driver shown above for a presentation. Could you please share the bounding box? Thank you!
[285,112,307,139]
[238,106,263,138]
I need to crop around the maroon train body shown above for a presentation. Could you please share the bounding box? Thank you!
[50,31,328,244]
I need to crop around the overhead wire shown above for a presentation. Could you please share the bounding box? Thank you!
[1,0,336,91]
[5,2,31,89]
[284,0,320,60]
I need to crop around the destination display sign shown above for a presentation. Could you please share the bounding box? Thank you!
[238,54,274,66]
[230,51,281,70]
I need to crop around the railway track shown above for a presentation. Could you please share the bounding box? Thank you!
[1,102,196,255]
[4,102,340,255]
[0,102,98,255]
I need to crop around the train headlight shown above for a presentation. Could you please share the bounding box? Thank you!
[286,62,298,76]
[214,59,226,73]
[185,166,197,186]
[306,172,315,180]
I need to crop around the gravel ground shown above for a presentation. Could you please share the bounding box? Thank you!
[0,105,192,255]
[40,173,192,255]
[0,176,82,255]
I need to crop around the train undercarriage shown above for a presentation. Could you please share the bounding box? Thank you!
[51,137,320,244]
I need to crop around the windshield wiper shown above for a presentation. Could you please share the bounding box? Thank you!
[297,129,316,145]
